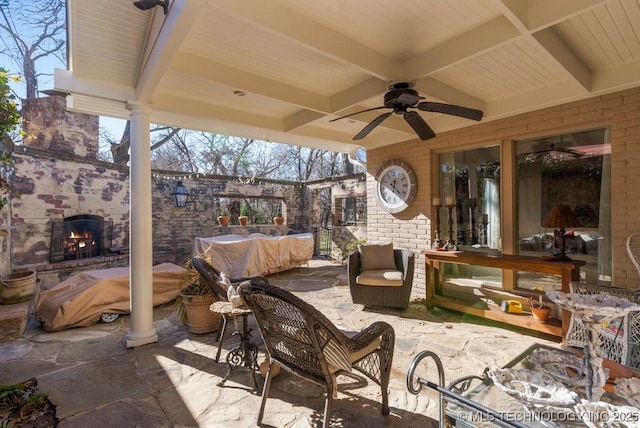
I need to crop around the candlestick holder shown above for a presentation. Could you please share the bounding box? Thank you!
[432,203,443,249]
[469,198,478,244]
[445,203,457,250]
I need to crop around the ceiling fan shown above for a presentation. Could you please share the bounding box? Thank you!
[330,82,483,141]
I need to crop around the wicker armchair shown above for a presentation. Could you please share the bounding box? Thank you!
[238,281,395,428]
[348,247,415,308]
[190,257,268,362]
[565,234,640,368]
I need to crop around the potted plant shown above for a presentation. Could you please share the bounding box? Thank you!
[238,202,249,226]
[217,210,231,227]
[529,295,551,322]
[175,261,221,334]
[273,205,284,225]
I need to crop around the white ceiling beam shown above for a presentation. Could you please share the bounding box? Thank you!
[591,60,640,93]
[485,79,588,119]
[135,0,207,103]
[401,16,521,78]
[284,110,327,132]
[413,77,486,111]
[329,78,389,114]
[54,68,136,102]
[532,28,592,91]
[210,0,397,80]
[170,53,331,112]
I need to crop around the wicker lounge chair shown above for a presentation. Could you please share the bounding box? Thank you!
[348,245,415,308]
[238,281,395,428]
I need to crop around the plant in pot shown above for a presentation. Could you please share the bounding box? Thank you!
[273,204,284,225]
[175,260,221,334]
[529,295,551,322]
[217,209,231,227]
[238,202,249,226]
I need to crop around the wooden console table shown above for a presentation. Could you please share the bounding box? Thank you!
[423,250,585,340]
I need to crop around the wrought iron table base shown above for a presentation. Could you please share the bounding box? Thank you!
[215,311,260,392]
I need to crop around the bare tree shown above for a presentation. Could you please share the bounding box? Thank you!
[0,0,65,99]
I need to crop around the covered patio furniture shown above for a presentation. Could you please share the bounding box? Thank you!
[190,257,268,363]
[238,281,395,428]
[348,244,415,308]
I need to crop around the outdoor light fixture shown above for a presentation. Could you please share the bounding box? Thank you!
[171,181,189,208]
[542,204,581,261]
[133,0,168,15]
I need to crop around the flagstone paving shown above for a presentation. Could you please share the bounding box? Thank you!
[0,259,559,427]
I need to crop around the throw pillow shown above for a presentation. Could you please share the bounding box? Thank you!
[359,243,396,272]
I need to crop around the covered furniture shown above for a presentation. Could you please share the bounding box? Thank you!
[348,243,414,308]
[192,233,314,278]
[35,263,186,331]
[190,257,268,365]
[238,281,395,428]
[565,234,640,368]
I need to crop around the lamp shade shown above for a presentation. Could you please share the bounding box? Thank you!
[171,181,189,208]
[542,204,581,228]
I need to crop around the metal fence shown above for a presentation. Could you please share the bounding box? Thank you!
[313,227,332,257]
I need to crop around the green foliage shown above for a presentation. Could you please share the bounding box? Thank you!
[0,68,20,211]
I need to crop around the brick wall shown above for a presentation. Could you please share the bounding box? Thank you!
[367,87,640,295]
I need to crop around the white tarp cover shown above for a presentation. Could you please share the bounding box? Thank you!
[192,233,314,278]
[35,263,187,331]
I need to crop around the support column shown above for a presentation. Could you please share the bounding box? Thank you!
[125,101,158,347]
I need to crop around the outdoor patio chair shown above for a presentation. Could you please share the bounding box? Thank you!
[565,234,640,368]
[190,257,268,362]
[238,281,395,428]
[348,244,415,308]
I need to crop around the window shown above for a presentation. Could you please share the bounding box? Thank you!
[515,128,611,290]
[436,146,502,291]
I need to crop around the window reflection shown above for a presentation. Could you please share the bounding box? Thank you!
[515,128,611,290]
[437,146,501,252]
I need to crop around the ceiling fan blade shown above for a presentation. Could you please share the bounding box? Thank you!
[353,112,392,140]
[329,106,388,122]
[417,102,483,121]
[404,111,436,140]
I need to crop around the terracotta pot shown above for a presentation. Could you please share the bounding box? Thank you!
[259,357,281,379]
[531,306,551,322]
[217,215,230,227]
[238,216,248,226]
[180,294,220,334]
[273,216,284,225]
[0,271,37,305]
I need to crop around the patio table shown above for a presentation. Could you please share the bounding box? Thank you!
[443,344,640,427]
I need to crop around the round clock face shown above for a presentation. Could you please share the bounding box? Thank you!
[375,161,417,213]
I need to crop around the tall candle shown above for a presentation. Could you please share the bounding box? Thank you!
[445,197,455,206]
[432,197,442,207]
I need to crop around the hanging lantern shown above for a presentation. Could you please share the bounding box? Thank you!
[171,181,189,208]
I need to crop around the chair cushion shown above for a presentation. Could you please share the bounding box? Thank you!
[356,269,404,287]
[358,243,396,272]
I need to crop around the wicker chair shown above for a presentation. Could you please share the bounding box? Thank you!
[565,234,640,368]
[190,257,268,362]
[238,281,395,428]
[348,248,415,308]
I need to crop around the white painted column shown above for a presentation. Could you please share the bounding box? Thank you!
[125,101,158,347]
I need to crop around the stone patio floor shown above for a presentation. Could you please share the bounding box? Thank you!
[0,258,561,427]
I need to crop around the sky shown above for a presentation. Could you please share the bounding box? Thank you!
[1,46,127,140]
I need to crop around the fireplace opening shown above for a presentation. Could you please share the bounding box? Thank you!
[50,215,113,263]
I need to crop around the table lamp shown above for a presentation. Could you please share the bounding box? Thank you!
[542,204,581,261]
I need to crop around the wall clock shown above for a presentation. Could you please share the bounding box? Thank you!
[374,160,417,213]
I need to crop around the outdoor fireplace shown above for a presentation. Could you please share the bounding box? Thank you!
[50,215,113,263]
